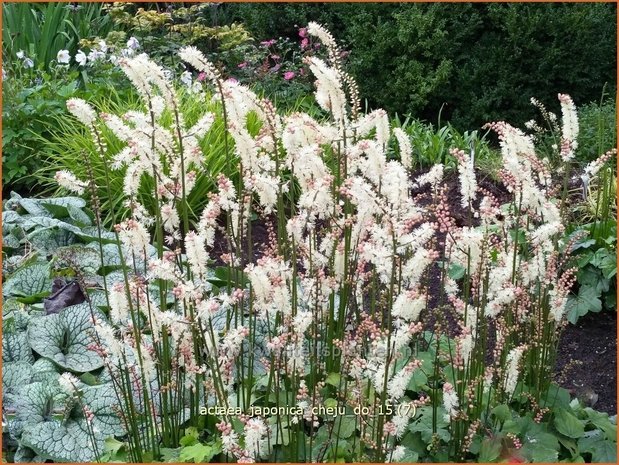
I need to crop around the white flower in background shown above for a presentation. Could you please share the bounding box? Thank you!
[75,50,87,66]
[392,291,425,322]
[23,58,34,68]
[56,49,70,64]
[117,219,150,257]
[109,283,130,324]
[180,70,193,87]
[185,231,209,279]
[306,57,347,126]
[98,39,108,53]
[127,36,140,50]
[16,50,25,59]
[387,362,419,400]
[108,55,118,65]
[88,49,105,63]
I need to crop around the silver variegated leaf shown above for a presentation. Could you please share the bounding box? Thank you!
[28,303,104,372]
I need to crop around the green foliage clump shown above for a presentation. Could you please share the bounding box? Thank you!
[2,64,136,196]
[2,2,112,71]
[2,194,128,463]
[224,2,616,131]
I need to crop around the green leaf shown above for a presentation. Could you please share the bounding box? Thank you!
[554,408,585,438]
[2,361,35,407]
[19,198,51,217]
[410,406,450,443]
[9,381,64,439]
[67,204,92,226]
[160,448,181,462]
[325,372,341,387]
[591,441,617,462]
[180,426,200,446]
[3,262,52,299]
[31,358,60,383]
[479,437,502,462]
[406,368,428,391]
[2,331,35,363]
[491,404,511,423]
[22,216,82,235]
[180,442,220,463]
[334,416,357,439]
[578,429,605,453]
[28,303,104,372]
[541,384,571,410]
[566,285,602,324]
[448,263,466,280]
[55,244,103,274]
[28,227,76,255]
[521,431,559,462]
[584,408,617,438]
[20,384,124,462]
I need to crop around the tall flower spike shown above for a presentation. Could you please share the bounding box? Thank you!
[393,127,412,169]
[66,98,97,126]
[179,46,220,83]
[558,93,579,162]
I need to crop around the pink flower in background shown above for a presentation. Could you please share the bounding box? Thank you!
[226,77,238,84]
[197,72,207,82]
[270,54,280,61]
[301,38,309,49]
[260,39,276,47]
[283,71,296,81]
[299,27,307,38]
[237,61,248,69]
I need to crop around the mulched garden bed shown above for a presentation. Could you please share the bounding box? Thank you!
[556,310,617,414]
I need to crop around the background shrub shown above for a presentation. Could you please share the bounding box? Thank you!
[223,2,616,130]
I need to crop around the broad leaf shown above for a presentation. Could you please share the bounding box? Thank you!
[554,408,585,438]
[179,442,221,463]
[479,437,502,462]
[566,285,602,324]
[28,227,76,255]
[3,262,51,300]
[2,361,35,407]
[28,303,104,372]
[21,384,124,462]
[2,331,35,363]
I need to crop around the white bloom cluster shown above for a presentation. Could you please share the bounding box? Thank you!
[58,372,81,395]
[67,98,97,126]
[442,382,459,421]
[558,93,579,161]
[243,417,269,459]
[504,345,526,396]
[246,257,292,318]
[54,170,87,195]
[393,127,412,169]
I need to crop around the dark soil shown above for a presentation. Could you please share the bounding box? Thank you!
[555,311,617,414]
